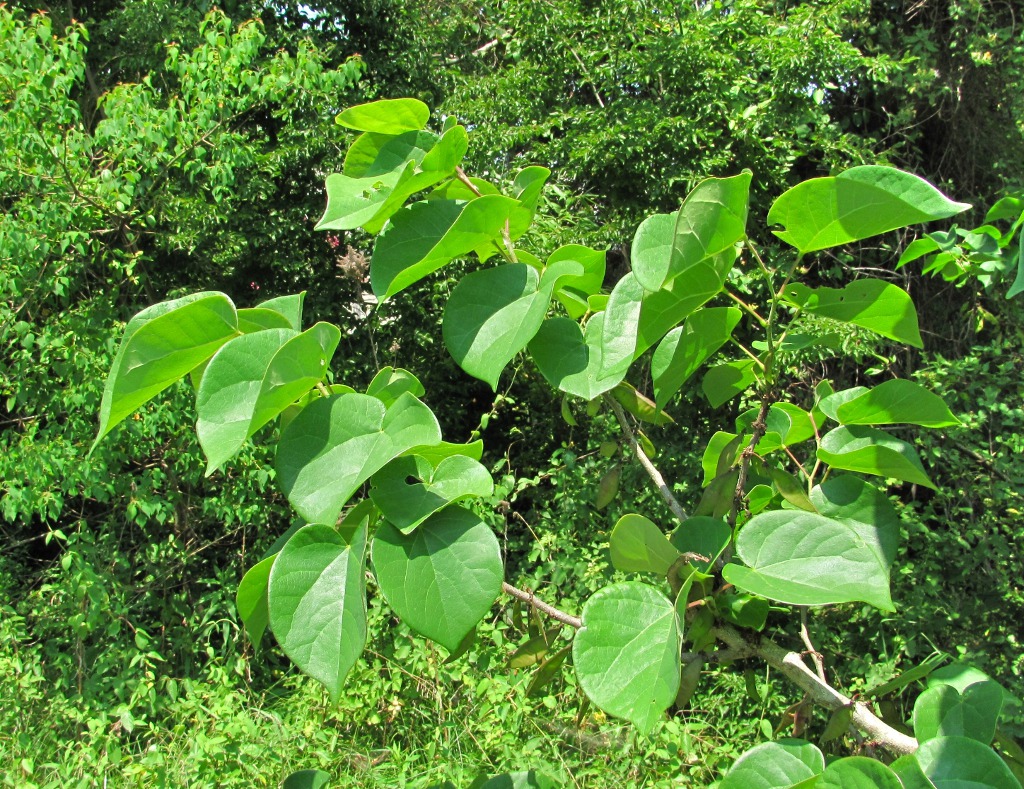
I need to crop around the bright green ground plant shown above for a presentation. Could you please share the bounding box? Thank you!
[95,99,1024,787]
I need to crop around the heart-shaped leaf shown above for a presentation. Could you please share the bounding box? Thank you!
[236,553,275,644]
[371,196,530,299]
[669,516,732,573]
[549,244,606,318]
[835,379,960,428]
[443,260,580,389]
[816,757,903,788]
[768,166,970,254]
[267,522,368,701]
[652,307,742,408]
[915,736,1023,789]
[723,510,895,610]
[282,769,332,789]
[529,314,631,400]
[817,425,935,489]
[254,292,305,330]
[702,359,759,407]
[609,514,680,575]
[719,739,825,789]
[366,366,425,407]
[276,392,442,525]
[630,213,676,291]
[889,755,937,789]
[197,323,340,472]
[94,292,239,448]
[810,475,899,569]
[914,681,1004,744]
[784,280,923,348]
[669,172,751,283]
[371,506,503,652]
[572,582,681,734]
[336,98,430,134]
[370,454,493,533]
[343,129,438,177]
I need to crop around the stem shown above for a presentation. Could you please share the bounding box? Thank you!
[502,582,582,629]
[455,166,518,263]
[729,389,775,529]
[713,624,919,755]
[725,289,768,327]
[606,395,689,523]
[800,607,827,683]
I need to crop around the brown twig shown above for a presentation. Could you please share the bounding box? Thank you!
[502,582,582,629]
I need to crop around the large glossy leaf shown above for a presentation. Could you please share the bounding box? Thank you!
[702,359,759,407]
[768,166,970,254]
[572,582,681,734]
[601,273,645,371]
[315,167,407,231]
[276,392,442,525]
[371,196,529,299]
[529,314,631,400]
[817,425,936,489]
[723,510,895,610]
[784,280,923,348]
[366,366,425,407]
[94,292,238,448]
[636,248,737,356]
[668,172,751,282]
[835,379,960,428]
[609,514,680,575]
[343,129,438,177]
[816,757,903,788]
[915,736,1023,789]
[371,507,503,652]
[196,323,340,473]
[443,261,580,389]
[719,740,826,789]
[336,98,429,133]
[890,755,938,789]
[255,292,305,330]
[914,681,1004,744]
[267,522,368,701]
[630,213,676,291]
[549,244,606,318]
[369,454,493,533]
[652,307,742,408]
[810,475,899,569]
[236,553,275,644]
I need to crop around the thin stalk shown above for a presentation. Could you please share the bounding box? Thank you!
[502,582,581,629]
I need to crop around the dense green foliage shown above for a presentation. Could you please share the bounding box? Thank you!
[2,1,1024,786]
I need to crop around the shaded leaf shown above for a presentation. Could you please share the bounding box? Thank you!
[719,739,825,789]
[784,280,923,348]
[237,554,275,645]
[817,425,935,489]
[609,514,680,575]
[652,307,742,408]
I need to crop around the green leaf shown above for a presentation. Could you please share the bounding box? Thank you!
[835,379,961,428]
[720,740,826,789]
[723,510,895,610]
[236,307,293,333]
[369,454,493,533]
[914,681,1004,744]
[810,475,899,569]
[630,213,676,291]
[890,755,938,789]
[669,516,732,573]
[702,359,759,408]
[443,261,579,389]
[610,382,674,425]
[818,387,870,422]
[719,591,770,631]
[473,772,558,789]
[371,196,530,299]
[768,166,970,254]
[702,431,740,485]
[371,507,502,652]
[549,245,606,318]
[817,425,936,489]
[572,582,681,734]
[651,307,742,408]
[529,314,631,400]
[915,736,1023,789]
[403,439,484,465]
[527,643,571,698]
[276,393,442,525]
[784,279,923,348]
[366,366,425,407]
[315,168,407,231]
[282,769,332,789]
[669,172,751,283]
[635,249,737,356]
[609,514,680,575]
[236,554,275,644]
[509,627,561,669]
[595,465,621,510]
[336,98,430,133]
[95,292,238,448]
[816,757,903,788]
[770,469,816,512]
[197,323,340,473]
[601,273,645,371]
[267,522,368,701]
[928,663,1022,712]
[343,129,438,177]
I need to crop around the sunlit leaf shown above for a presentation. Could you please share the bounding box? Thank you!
[336,97,430,133]
[236,554,275,644]
[372,506,503,652]
[651,307,742,408]
[768,166,970,254]
[719,739,825,789]
[817,425,935,489]
[835,379,960,428]
[609,514,680,575]
[268,522,368,701]
[784,279,923,348]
